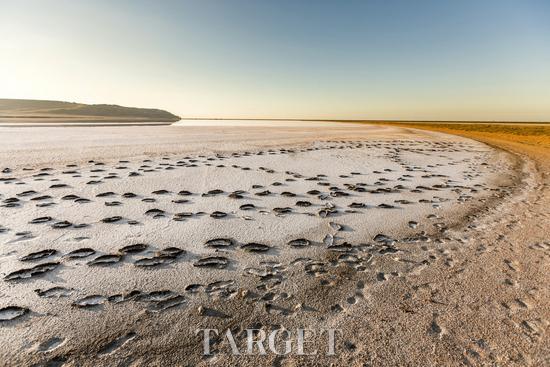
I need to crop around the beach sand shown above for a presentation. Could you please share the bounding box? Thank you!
[0,122,547,366]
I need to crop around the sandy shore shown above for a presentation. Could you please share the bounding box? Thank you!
[0,122,547,366]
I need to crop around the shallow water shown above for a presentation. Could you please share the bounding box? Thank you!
[172,119,343,127]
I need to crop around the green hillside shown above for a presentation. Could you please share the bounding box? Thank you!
[0,99,180,122]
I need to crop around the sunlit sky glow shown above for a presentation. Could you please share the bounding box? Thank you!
[1,0,549,120]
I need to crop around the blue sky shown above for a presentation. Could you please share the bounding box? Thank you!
[1,0,549,120]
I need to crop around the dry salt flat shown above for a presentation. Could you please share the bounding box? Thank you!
[0,122,545,366]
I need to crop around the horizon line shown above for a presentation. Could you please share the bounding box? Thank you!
[176,118,550,124]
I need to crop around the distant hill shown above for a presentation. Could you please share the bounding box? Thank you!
[0,99,180,122]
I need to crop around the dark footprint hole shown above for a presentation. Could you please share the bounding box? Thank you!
[0,306,29,322]
[101,216,123,223]
[20,249,57,262]
[205,238,234,248]
[65,248,96,259]
[4,262,60,281]
[119,244,148,254]
[194,256,229,269]
[87,254,123,266]
[240,243,270,253]
[288,238,311,248]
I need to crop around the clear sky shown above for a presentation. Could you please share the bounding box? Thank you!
[1,0,549,120]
